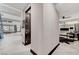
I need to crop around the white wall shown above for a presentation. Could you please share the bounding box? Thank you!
[31,3,59,55]
[31,3,43,54]
[43,3,59,55]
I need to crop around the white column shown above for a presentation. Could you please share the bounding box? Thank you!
[31,3,43,54]
[43,3,59,54]
[31,3,59,55]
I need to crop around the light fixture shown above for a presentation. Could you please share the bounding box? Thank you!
[65,21,79,25]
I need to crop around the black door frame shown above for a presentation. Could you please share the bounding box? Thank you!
[25,6,31,13]
[24,6,31,46]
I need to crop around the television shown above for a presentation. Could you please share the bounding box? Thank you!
[60,28,69,31]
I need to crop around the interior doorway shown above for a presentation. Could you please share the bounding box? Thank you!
[24,6,31,45]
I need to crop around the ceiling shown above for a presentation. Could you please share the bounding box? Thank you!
[3,3,79,19]
[55,3,79,19]
[4,3,29,11]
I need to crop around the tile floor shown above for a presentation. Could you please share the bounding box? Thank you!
[0,32,32,55]
[1,32,79,55]
[53,41,79,55]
